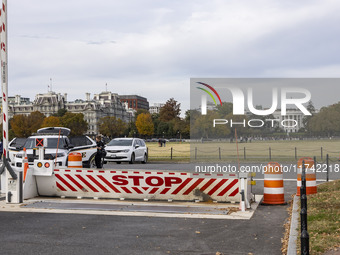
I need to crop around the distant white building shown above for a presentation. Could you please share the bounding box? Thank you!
[272,108,305,133]
[149,103,165,114]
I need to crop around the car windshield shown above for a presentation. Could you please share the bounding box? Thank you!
[107,139,133,146]
[23,138,66,149]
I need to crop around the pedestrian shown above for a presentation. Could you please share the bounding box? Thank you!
[95,135,105,169]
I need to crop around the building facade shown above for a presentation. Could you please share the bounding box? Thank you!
[1,91,135,135]
[119,95,149,111]
[149,103,164,114]
[272,108,305,133]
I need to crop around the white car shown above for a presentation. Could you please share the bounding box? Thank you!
[104,138,148,164]
[11,127,97,168]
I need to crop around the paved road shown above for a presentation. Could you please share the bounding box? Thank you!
[0,203,288,255]
[0,162,336,255]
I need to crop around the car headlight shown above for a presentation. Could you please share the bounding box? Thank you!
[122,149,130,153]
[15,153,23,158]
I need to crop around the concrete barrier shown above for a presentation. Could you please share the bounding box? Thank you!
[34,168,251,205]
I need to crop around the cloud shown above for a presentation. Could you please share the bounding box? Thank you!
[6,0,340,114]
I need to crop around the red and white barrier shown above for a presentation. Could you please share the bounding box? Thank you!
[34,168,250,203]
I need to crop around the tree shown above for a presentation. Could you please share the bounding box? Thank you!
[156,121,172,138]
[216,102,233,117]
[159,98,181,122]
[191,110,231,139]
[53,108,68,117]
[135,113,154,137]
[302,100,316,133]
[151,113,160,136]
[98,116,127,138]
[135,109,149,119]
[170,118,186,138]
[10,115,31,137]
[10,111,45,137]
[126,121,138,137]
[308,103,340,137]
[28,111,45,133]
[60,112,88,136]
[41,116,61,128]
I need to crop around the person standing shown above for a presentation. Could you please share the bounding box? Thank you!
[95,135,105,168]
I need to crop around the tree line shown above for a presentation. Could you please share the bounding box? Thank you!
[303,101,340,137]
[1,109,88,139]
[190,100,340,139]
[99,98,190,139]
[1,97,190,140]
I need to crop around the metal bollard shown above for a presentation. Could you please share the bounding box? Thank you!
[300,160,309,255]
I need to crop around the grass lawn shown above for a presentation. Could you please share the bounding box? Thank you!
[147,142,190,160]
[146,139,340,163]
[297,180,340,254]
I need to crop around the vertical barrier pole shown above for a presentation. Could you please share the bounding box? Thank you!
[170,147,173,160]
[326,154,329,182]
[1,0,9,194]
[240,177,245,212]
[300,160,309,255]
[219,147,221,160]
[313,156,317,175]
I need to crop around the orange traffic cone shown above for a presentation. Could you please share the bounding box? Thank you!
[297,157,317,196]
[262,162,286,205]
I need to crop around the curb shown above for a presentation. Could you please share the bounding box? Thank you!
[287,195,299,255]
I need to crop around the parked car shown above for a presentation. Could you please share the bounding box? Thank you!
[10,127,97,168]
[104,138,148,164]
[8,137,28,164]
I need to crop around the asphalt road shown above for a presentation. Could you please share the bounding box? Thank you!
[0,162,336,255]
[0,203,288,255]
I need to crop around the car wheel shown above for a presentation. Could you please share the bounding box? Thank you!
[141,153,147,164]
[91,155,97,168]
[84,154,96,168]
[129,153,135,164]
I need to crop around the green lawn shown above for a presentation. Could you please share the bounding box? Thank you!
[147,139,340,163]
[297,180,340,254]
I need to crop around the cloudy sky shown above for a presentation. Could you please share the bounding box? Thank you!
[7,0,340,114]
